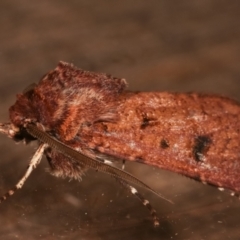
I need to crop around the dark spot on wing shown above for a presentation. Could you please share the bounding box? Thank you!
[140,114,158,129]
[141,116,150,129]
[193,135,212,162]
[160,139,169,149]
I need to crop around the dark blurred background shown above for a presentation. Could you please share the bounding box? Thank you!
[0,1,240,239]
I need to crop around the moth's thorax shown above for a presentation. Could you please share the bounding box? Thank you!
[9,61,127,141]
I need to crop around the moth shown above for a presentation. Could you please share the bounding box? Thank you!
[0,61,240,226]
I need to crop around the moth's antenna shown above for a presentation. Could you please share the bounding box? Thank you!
[26,124,173,204]
[0,143,46,203]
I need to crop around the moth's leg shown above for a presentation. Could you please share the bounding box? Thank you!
[96,156,158,225]
[121,160,125,170]
[0,143,46,203]
[117,179,159,227]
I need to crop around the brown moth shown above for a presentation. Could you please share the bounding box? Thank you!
[0,61,240,226]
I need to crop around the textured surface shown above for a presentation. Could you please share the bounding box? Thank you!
[84,91,240,192]
[11,62,240,194]
[0,1,240,239]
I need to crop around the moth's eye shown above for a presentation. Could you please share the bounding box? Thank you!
[22,83,37,94]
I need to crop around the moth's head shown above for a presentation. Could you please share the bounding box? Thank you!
[8,61,128,141]
[9,84,39,129]
[0,122,36,144]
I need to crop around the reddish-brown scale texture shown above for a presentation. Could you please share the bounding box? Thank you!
[80,92,240,192]
[10,61,126,141]
[9,62,240,193]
